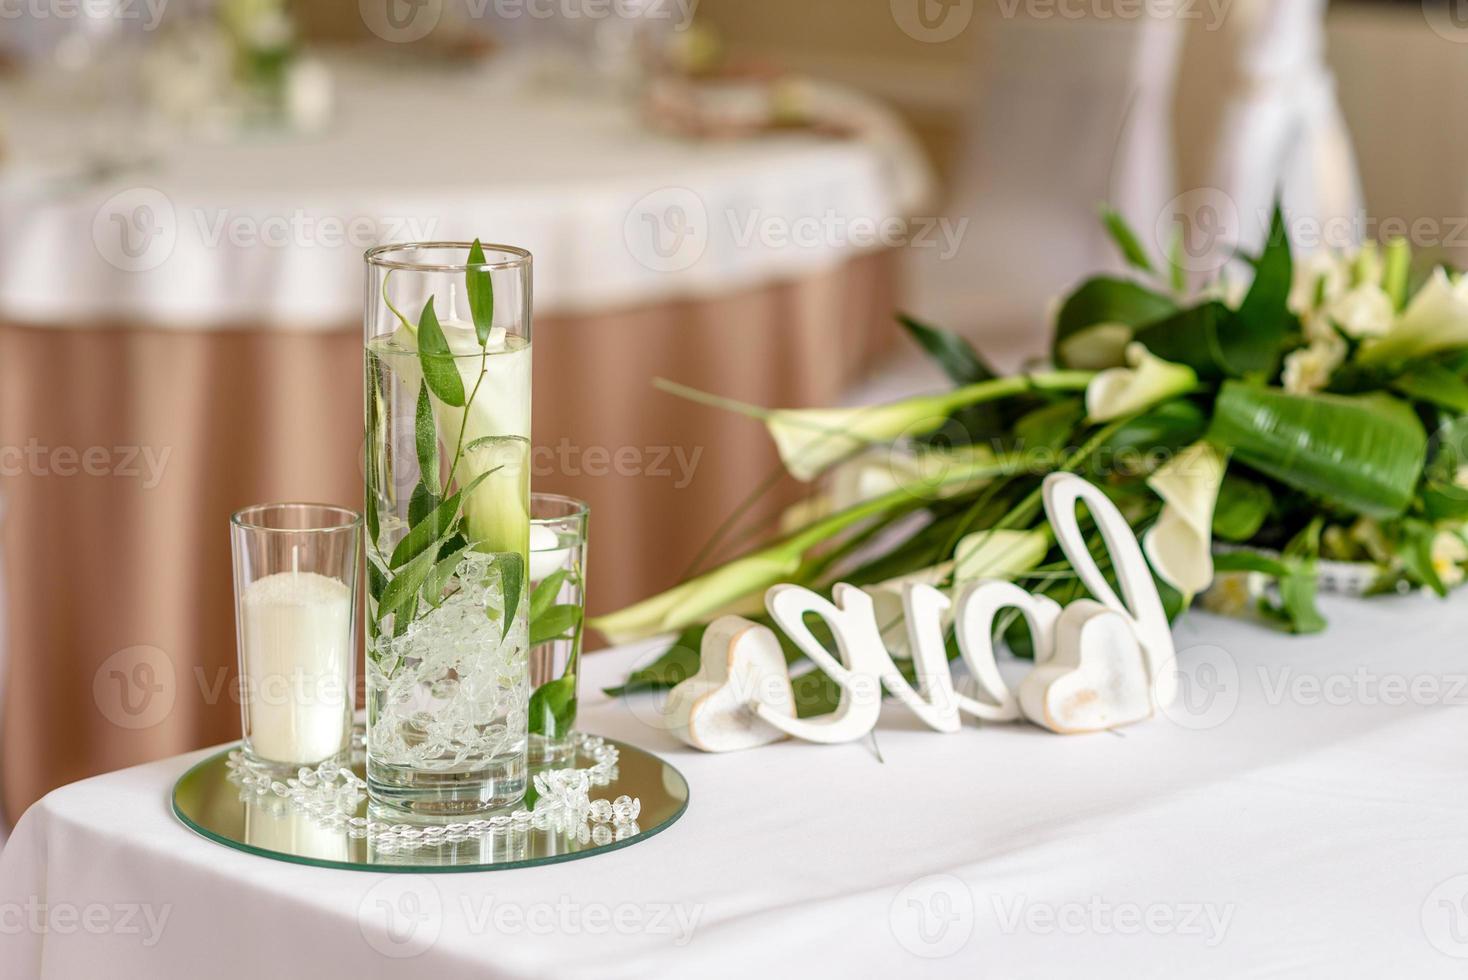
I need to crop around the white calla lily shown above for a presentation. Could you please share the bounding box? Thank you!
[1085,343,1197,423]
[657,373,1092,483]
[863,565,953,657]
[765,398,963,483]
[860,528,1047,657]
[1360,268,1468,365]
[388,316,531,552]
[1281,333,1346,395]
[1288,251,1351,317]
[1142,441,1226,601]
[1324,283,1394,339]
[953,529,1050,582]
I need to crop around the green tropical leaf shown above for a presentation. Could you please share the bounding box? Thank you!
[422,544,471,608]
[527,674,578,737]
[491,551,525,640]
[1231,205,1294,370]
[530,569,571,622]
[467,239,495,347]
[898,312,995,385]
[1399,519,1450,596]
[1276,519,1327,633]
[415,382,440,495]
[1100,205,1155,273]
[391,492,461,569]
[602,625,705,696]
[409,482,439,527]
[1168,225,1186,294]
[416,297,466,407]
[1207,382,1427,518]
[1393,362,1468,413]
[1212,472,1272,542]
[390,468,499,569]
[1053,277,1177,353]
[531,603,582,646]
[378,543,441,622]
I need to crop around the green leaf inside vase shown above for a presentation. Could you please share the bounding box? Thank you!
[489,552,524,640]
[467,239,495,348]
[528,673,577,737]
[417,297,466,407]
[415,382,441,495]
[531,603,582,646]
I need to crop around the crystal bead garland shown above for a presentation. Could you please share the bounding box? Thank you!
[227,728,642,853]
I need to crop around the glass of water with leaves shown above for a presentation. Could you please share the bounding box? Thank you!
[363,241,531,815]
[527,494,588,765]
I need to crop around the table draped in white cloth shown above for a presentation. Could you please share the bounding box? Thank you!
[0,59,921,825]
[3,594,1467,978]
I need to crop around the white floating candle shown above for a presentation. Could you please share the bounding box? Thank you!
[240,570,352,765]
[529,523,571,583]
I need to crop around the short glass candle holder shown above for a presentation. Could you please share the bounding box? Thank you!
[230,503,361,776]
[527,494,589,766]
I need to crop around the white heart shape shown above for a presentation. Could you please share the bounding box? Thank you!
[1018,600,1153,734]
[662,616,796,752]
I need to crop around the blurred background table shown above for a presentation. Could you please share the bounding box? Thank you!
[0,55,921,823]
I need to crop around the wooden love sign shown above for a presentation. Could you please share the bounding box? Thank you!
[662,474,1179,750]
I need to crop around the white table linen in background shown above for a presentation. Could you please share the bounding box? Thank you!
[3,593,1468,978]
[0,59,922,328]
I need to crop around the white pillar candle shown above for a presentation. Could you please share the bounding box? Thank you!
[240,570,352,765]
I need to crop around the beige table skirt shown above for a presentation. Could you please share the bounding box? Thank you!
[0,251,898,823]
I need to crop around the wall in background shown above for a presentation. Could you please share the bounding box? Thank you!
[699,0,1468,268]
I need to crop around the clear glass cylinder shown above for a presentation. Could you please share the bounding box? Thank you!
[527,494,589,766]
[363,242,533,816]
[230,503,360,776]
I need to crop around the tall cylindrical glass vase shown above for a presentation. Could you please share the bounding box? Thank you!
[363,242,532,815]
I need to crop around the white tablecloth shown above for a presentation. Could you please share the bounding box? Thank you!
[0,59,923,326]
[3,593,1468,978]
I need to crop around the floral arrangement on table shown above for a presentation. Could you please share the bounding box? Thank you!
[595,207,1468,713]
[140,0,331,133]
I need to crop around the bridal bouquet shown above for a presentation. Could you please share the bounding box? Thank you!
[595,208,1468,709]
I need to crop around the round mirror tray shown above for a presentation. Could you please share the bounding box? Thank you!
[172,735,689,873]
